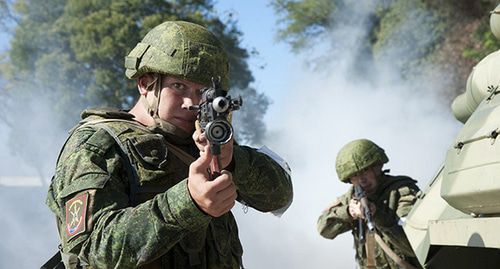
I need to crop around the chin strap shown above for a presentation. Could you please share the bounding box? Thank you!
[140,73,194,144]
[142,74,162,118]
[142,73,183,135]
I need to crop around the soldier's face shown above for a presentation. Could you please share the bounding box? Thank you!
[156,76,204,133]
[350,167,378,194]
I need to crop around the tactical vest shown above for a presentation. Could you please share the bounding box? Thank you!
[351,175,420,269]
[56,109,243,269]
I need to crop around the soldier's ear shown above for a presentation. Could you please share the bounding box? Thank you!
[137,74,155,95]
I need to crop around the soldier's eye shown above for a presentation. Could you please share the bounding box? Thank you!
[170,82,186,92]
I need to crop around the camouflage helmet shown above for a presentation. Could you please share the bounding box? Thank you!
[125,21,230,90]
[335,139,389,183]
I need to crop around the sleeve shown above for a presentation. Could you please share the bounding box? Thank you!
[231,145,293,213]
[316,192,354,239]
[372,180,420,256]
[47,127,211,268]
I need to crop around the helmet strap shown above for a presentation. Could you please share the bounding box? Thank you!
[152,74,163,120]
[142,74,193,141]
[142,74,162,118]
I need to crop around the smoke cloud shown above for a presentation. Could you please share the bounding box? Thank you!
[232,2,461,269]
[0,1,463,268]
[0,95,64,268]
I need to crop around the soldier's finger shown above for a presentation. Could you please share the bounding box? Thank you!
[199,132,207,143]
[206,198,234,217]
[219,197,236,214]
[192,122,201,138]
[209,171,233,192]
[196,133,207,146]
[195,120,201,131]
[190,145,212,175]
[215,182,237,202]
[193,134,207,151]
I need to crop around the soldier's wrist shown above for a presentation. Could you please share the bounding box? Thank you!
[165,179,212,229]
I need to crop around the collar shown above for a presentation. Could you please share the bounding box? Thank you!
[147,118,193,145]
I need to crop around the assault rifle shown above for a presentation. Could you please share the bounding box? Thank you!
[189,77,242,177]
[354,185,375,244]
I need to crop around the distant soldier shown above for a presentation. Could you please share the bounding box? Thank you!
[317,139,421,269]
[45,21,293,269]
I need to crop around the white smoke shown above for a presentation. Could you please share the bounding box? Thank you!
[0,26,68,263]
[0,97,63,268]
[0,1,464,268]
[232,2,461,269]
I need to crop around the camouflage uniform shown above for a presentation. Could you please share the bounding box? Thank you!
[46,109,292,269]
[45,21,293,269]
[317,174,421,269]
[317,139,421,268]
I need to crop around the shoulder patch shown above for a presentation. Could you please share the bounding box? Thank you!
[65,192,89,239]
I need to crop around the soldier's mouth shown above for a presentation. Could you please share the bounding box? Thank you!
[169,117,196,132]
[173,116,196,123]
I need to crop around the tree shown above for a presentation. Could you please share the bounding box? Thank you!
[271,0,499,99]
[0,0,268,176]
[271,0,441,72]
[0,0,17,30]
[271,0,337,53]
[271,0,497,56]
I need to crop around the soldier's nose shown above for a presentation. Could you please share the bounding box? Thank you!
[181,98,194,109]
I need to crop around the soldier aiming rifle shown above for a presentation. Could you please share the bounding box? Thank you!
[317,139,422,269]
[44,20,293,269]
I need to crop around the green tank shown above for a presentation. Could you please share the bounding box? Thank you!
[403,4,500,268]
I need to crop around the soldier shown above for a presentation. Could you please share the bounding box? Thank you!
[317,139,421,269]
[45,21,293,269]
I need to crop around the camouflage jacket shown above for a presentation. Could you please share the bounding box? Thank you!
[46,109,293,269]
[317,174,421,269]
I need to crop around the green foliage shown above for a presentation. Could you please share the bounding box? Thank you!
[372,0,445,74]
[271,0,336,52]
[271,0,498,87]
[463,22,500,61]
[3,0,263,129]
[4,0,260,120]
[0,53,10,125]
[0,0,267,172]
[272,0,498,71]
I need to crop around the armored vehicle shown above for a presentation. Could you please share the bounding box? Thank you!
[403,4,500,268]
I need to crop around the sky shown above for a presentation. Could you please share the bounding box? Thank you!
[213,1,294,125]
[0,1,464,268]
